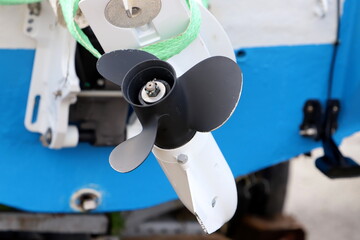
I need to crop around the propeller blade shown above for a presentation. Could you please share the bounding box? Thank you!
[179,56,243,132]
[109,118,158,173]
[97,49,158,86]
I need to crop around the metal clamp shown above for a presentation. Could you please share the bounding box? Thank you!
[300,99,360,178]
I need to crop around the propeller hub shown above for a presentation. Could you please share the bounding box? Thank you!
[145,80,160,96]
[141,80,167,104]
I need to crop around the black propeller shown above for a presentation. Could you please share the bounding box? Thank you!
[97,50,243,173]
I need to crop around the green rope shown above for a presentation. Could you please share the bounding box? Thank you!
[140,0,201,60]
[1,0,202,61]
[202,0,209,8]
[59,0,201,60]
[58,0,102,58]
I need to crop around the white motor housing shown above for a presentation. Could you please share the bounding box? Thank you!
[153,132,237,234]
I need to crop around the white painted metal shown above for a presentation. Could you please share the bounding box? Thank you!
[153,132,238,234]
[0,5,35,49]
[23,1,80,149]
[315,0,330,18]
[209,0,342,49]
[79,0,235,72]
[79,0,190,52]
[167,4,235,75]
[0,0,344,50]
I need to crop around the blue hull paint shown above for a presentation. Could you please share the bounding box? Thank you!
[0,0,359,212]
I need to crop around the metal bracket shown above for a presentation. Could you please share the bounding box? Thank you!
[299,100,323,140]
[24,1,80,149]
[79,0,236,76]
[300,99,360,178]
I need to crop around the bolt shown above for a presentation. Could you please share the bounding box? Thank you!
[71,189,101,212]
[300,127,317,137]
[26,27,33,33]
[40,128,52,146]
[307,105,314,113]
[78,193,100,212]
[211,197,217,208]
[177,154,188,164]
[97,79,105,87]
[146,82,156,91]
[28,3,41,16]
[82,198,98,211]
[145,80,160,97]
[333,105,339,112]
[54,90,62,98]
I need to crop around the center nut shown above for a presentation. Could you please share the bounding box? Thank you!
[140,79,167,104]
[145,81,160,97]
